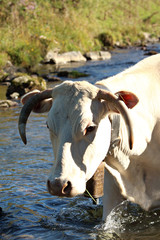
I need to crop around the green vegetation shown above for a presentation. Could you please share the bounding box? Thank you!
[0,0,160,68]
[57,70,89,78]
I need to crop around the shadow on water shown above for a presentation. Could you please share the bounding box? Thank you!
[0,44,160,240]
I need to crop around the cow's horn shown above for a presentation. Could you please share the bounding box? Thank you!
[18,89,53,145]
[97,89,134,150]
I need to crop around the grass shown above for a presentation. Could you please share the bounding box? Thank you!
[0,0,160,69]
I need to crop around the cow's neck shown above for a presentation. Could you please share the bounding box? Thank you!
[106,114,130,171]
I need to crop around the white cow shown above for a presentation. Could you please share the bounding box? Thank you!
[18,54,160,221]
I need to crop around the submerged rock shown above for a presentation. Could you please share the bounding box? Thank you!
[57,70,89,79]
[144,50,158,56]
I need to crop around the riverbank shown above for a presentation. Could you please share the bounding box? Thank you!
[0,43,159,106]
[0,0,160,69]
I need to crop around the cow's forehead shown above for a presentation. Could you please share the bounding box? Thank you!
[51,88,94,121]
[52,81,98,100]
[51,81,102,120]
[48,81,104,136]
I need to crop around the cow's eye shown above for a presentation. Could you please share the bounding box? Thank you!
[84,125,96,135]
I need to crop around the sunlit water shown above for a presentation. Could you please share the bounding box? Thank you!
[1,45,160,240]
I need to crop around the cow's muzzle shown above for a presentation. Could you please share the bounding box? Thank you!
[47,178,73,197]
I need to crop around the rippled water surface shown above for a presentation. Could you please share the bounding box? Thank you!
[1,45,160,240]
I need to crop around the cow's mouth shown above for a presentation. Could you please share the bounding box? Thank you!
[47,162,105,199]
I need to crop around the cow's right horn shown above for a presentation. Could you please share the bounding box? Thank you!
[18,89,53,145]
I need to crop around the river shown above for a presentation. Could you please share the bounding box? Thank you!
[0,44,160,240]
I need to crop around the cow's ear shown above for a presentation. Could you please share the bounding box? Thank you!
[115,91,139,109]
[21,90,53,113]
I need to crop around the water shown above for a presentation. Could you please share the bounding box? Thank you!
[0,44,160,240]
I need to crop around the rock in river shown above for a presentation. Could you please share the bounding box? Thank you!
[44,51,86,64]
[84,51,111,61]
[6,73,46,99]
[0,100,18,108]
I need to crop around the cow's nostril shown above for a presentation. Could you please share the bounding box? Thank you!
[47,179,51,191]
[62,181,72,195]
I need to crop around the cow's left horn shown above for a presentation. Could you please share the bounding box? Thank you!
[97,89,134,150]
[18,89,53,145]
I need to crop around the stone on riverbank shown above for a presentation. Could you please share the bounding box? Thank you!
[0,70,9,83]
[44,51,87,64]
[44,50,111,64]
[142,32,160,44]
[0,100,18,108]
[84,51,111,61]
[6,74,46,99]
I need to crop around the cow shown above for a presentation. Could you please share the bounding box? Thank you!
[18,53,160,221]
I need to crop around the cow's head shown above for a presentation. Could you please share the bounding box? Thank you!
[18,81,138,197]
